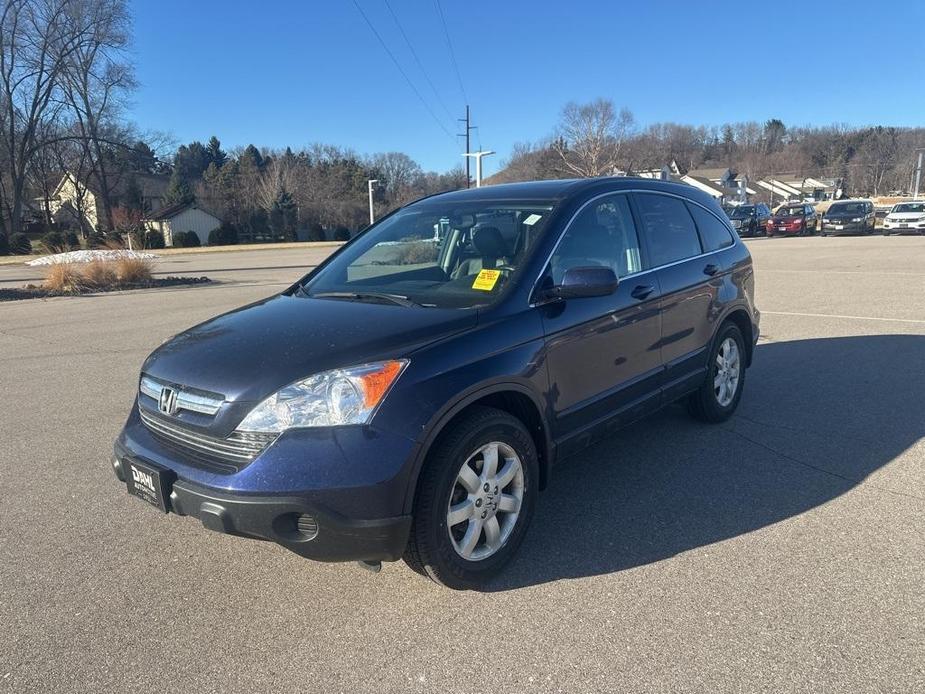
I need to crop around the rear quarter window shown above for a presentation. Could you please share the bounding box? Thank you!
[634,193,703,266]
[687,203,735,252]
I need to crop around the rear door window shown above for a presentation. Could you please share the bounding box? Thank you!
[634,193,703,267]
[687,203,735,252]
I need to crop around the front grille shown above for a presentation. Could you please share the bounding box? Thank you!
[139,407,277,473]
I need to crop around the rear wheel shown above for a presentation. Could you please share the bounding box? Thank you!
[688,322,746,423]
[403,406,538,589]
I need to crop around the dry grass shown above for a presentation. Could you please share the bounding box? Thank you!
[114,257,153,284]
[82,259,118,288]
[42,257,153,293]
[393,240,438,265]
[42,263,86,293]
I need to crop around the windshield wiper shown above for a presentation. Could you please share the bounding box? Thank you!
[309,291,422,308]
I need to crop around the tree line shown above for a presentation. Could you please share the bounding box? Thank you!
[0,0,466,251]
[4,1,921,253]
[493,98,925,198]
[168,140,466,243]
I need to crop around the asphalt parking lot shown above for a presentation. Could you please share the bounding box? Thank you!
[1,236,923,693]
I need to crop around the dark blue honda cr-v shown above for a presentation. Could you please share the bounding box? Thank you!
[113,178,759,588]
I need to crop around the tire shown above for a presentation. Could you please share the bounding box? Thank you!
[403,406,539,589]
[688,322,746,423]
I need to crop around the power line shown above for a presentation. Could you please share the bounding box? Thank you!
[382,0,456,123]
[433,0,468,104]
[350,0,456,140]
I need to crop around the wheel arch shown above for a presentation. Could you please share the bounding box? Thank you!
[718,306,755,367]
[402,382,554,515]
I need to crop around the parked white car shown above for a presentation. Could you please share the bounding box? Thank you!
[883,201,925,235]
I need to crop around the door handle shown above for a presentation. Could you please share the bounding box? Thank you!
[630,284,655,300]
[703,264,719,276]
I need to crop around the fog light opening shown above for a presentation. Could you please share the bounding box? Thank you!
[295,514,318,540]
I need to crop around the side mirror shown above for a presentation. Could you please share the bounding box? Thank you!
[547,266,618,301]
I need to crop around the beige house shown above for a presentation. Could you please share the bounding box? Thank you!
[44,171,169,231]
[144,202,221,246]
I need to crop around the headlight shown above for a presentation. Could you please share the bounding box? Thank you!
[851,217,862,222]
[236,360,408,433]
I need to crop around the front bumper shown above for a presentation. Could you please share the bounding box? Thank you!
[113,408,418,562]
[883,221,925,233]
[822,221,867,234]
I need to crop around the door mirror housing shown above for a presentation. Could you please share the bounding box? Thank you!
[545,266,618,301]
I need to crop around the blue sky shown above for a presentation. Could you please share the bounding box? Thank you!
[130,0,925,176]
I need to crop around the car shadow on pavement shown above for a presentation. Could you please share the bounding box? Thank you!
[486,334,925,592]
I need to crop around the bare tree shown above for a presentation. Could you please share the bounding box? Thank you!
[58,0,134,231]
[369,151,422,206]
[0,0,79,235]
[552,99,635,177]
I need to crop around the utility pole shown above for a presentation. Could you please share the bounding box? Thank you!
[458,105,475,188]
[367,179,378,225]
[463,151,495,188]
[913,148,925,201]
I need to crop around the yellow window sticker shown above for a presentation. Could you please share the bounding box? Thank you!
[472,269,501,291]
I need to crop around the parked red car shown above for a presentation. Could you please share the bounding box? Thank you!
[766,203,817,237]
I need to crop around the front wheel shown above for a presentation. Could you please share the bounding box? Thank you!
[688,322,746,423]
[403,406,539,589]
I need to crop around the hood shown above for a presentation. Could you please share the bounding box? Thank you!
[887,211,924,220]
[143,294,478,405]
[772,215,802,222]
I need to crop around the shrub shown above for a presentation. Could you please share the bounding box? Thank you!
[394,240,438,265]
[43,263,84,292]
[208,223,238,246]
[41,231,67,253]
[81,259,117,288]
[333,226,351,241]
[104,232,125,249]
[114,257,153,284]
[0,233,9,256]
[144,230,165,249]
[306,222,325,242]
[10,233,31,254]
[65,231,80,250]
[87,231,108,249]
[171,231,187,248]
[182,231,201,247]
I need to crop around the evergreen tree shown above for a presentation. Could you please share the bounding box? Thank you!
[123,175,145,213]
[241,144,264,169]
[269,190,298,241]
[207,136,227,168]
[164,168,194,206]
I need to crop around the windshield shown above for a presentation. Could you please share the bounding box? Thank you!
[776,206,804,217]
[300,199,556,309]
[829,202,865,215]
[729,206,755,219]
[893,203,925,214]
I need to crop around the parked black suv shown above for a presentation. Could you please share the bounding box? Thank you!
[113,178,759,588]
[725,203,772,237]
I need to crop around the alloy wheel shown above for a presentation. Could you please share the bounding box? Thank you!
[446,441,524,561]
[714,337,741,407]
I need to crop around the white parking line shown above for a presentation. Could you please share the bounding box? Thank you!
[762,310,925,325]
[763,269,925,277]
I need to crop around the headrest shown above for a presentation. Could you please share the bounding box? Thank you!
[472,226,508,258]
